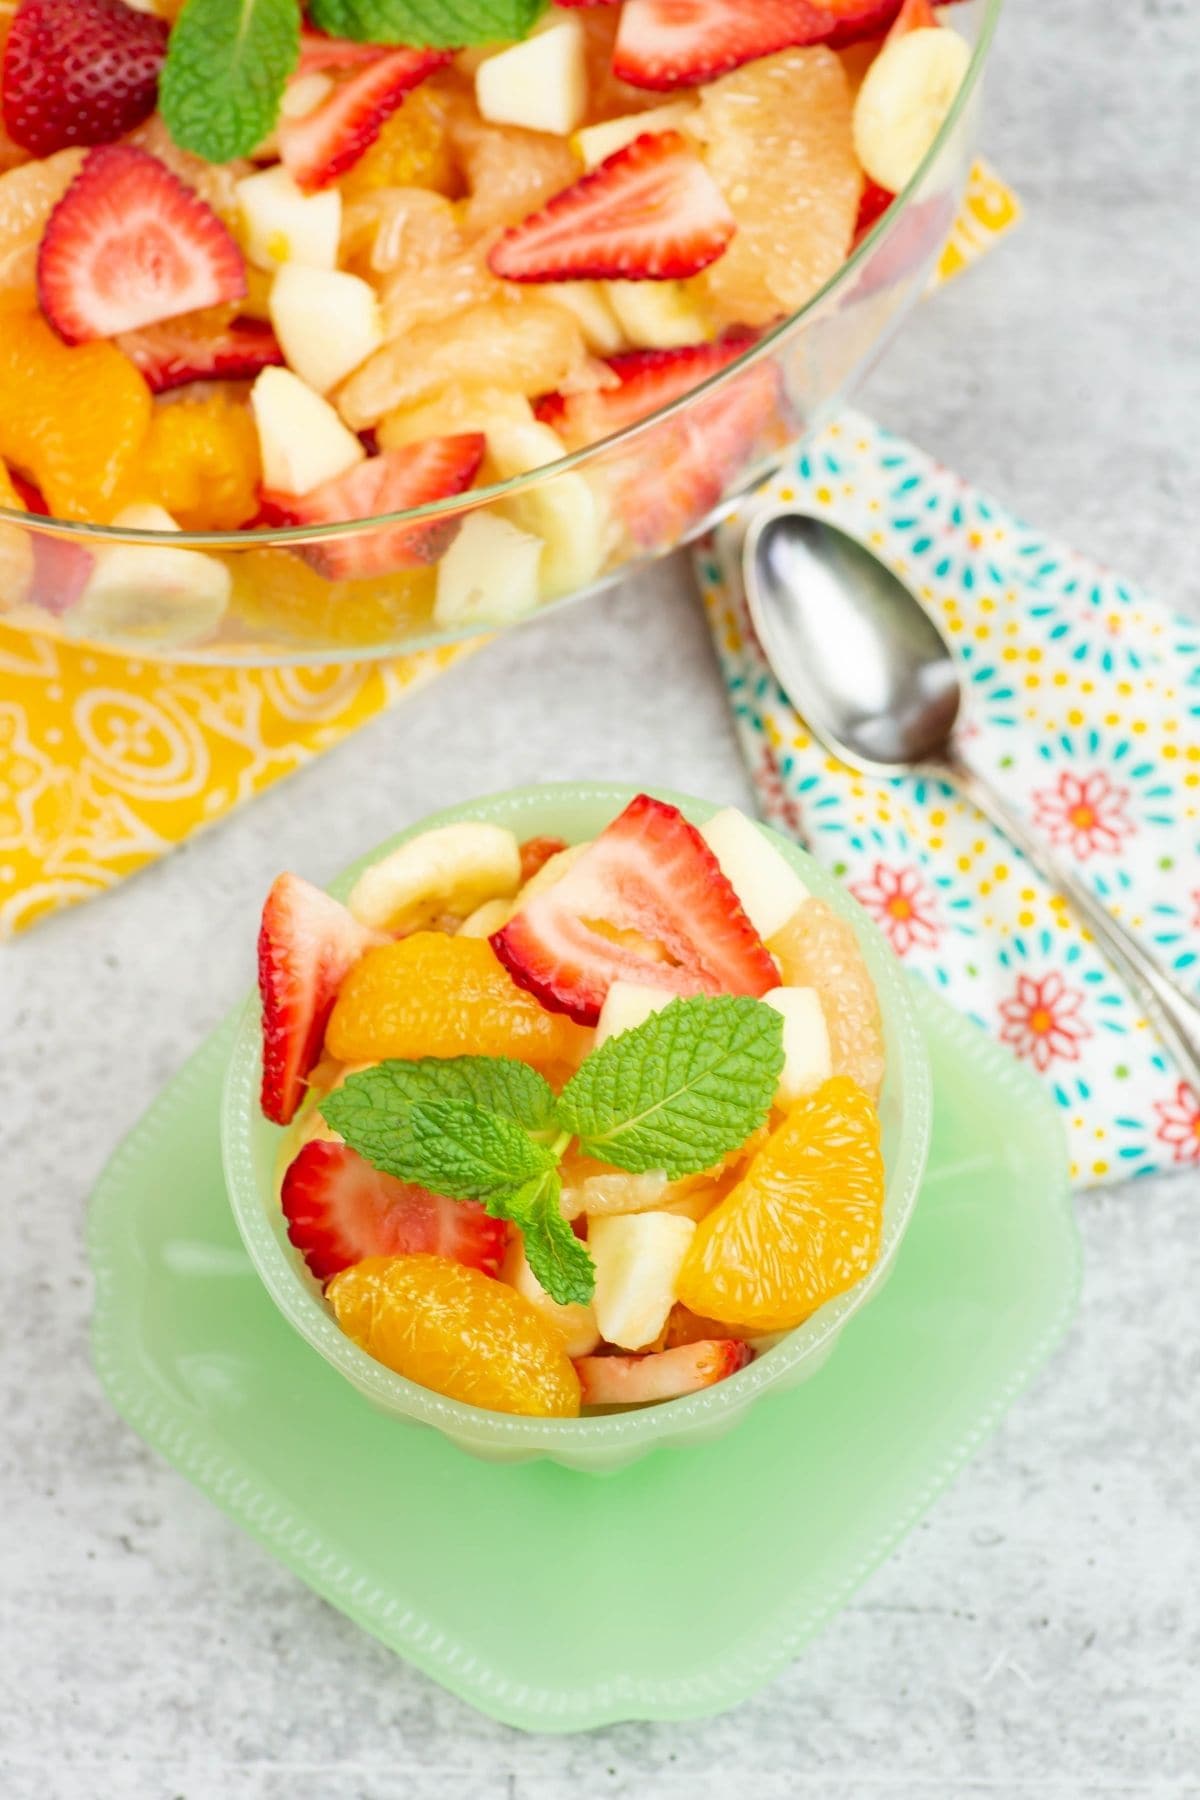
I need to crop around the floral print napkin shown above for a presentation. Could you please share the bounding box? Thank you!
[695,411,1200,1188]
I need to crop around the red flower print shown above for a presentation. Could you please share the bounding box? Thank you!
[998,970,1091,1072]
[1153,1082,1200,1166]
[1030,769,1135,860]
[850,862,940,956]
[1191,889,1200,931]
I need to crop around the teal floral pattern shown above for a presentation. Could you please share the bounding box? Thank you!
[696,411,1200,1189]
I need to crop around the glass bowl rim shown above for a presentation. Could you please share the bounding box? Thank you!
[219,780,933,1454]
[1,0,1003,552]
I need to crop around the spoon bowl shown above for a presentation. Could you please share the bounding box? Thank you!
[742,507,1200,1090]
[743,511,961,773]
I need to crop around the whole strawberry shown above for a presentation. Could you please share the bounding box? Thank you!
[2,0,168,158]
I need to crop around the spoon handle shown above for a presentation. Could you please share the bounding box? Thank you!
[939,752,1200,1092]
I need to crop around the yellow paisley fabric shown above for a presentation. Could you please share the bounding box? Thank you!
[0,161,1018,938]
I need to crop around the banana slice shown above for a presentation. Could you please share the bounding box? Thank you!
[513,838,590,906]
[487,419,605,599]
[347,822,522,932]
[852,26,971,195]
[603,279,711,351]
[540,282,625,356]
[457,896,514,938]
[65,504,230,649]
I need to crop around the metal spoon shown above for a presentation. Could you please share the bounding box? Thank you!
[743,508,1200,1090]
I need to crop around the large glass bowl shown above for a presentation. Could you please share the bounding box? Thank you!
[220,783,932,1472]
[0,2,1000,666]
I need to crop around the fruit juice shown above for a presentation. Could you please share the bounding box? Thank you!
[0,0,972,647]
[256,796,887,1416]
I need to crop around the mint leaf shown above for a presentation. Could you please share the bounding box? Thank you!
[309,0,545,49]
[406,1101,594,1304]
[322,1056,555,1169]
[508,1169,595,1308]
[161,0,301,164]
[556,996,784,1179]
[403,1099,554,1202]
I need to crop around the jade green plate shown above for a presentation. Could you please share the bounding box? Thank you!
[88,979,1079,1732]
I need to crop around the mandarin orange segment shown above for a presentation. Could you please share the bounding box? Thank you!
[697,47,862,328]
[769,900,885,1098]
[340,84,456,200]
[230,547,436,648]
[0,314,151,520]
[676,1075,884,1333]
[136,391,261,531]
[325,930,590,1071]
[327,1253,581,1416]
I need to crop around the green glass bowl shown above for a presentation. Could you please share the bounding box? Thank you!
[220,783,932,1471]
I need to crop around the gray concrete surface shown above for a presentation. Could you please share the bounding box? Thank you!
[2,0,1198,1793]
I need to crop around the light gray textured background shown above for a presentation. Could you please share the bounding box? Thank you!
[3,2,1198,1794]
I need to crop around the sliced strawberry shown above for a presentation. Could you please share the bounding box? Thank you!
[613,0,839,88]
[613,0,964,83]
[852,177,896,249]
[488,130,735,283]
[8,471,93,614]
[536,336,755,448]
[118,316,283,394]
[37,145,245,344]
[279,46,453,192]
[1,0,167,157]
[297,27,392,74]
[538,338,777,545]
[491,793,778,1024]
[622,358,780,546]
[281,1139,507,1285]
[820,0,968,44]
[258,872,382,1126]
[575,1339,753,1406]
[260,434,485,582]
[518,836,569,884]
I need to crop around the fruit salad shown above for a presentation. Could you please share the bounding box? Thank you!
[0,0,973,651]
[256,796,887,1417]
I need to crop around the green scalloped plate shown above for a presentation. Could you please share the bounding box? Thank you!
[88,983,1079,1733]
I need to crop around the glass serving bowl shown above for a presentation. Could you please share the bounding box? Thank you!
[0,1,1000,667]
[220,783,932,1472]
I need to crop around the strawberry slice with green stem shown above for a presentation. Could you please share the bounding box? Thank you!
[489,130,736,283]
[1,0,168,157]
[259,433,486,582]
[279,46,453,192]
[258,872,383,1126]
[491,793,779,1024]
[37,144,246,343]
[281,1139,507,1285]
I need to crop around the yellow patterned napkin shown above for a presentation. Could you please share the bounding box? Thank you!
[0,159,1019,939]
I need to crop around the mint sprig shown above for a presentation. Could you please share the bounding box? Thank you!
[309,0,546,48]
[322,996,783,1307]
[321,1055,555,1170]
[160,0,301,165]
[159,0,546,166]
[403,1099,556,1202]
